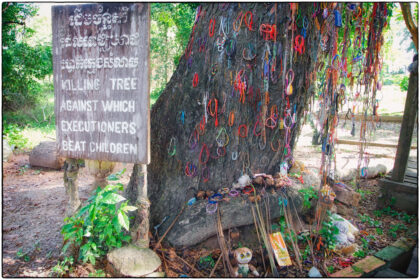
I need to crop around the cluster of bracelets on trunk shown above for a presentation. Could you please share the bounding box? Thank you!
[185,185,259,214]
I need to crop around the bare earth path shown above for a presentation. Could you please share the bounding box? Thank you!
[2,156,132,277]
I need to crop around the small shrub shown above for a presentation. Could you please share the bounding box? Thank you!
[319,211,340,250]
[51,256,74,277]
[299,186,318,209]
[61,183,136,265]
[3,123,29,150]
[399,75,409,92]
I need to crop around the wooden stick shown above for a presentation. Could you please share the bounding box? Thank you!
[160,251,169,276]
[154,205,185,250]
[251,204,267,273]
[216,208,235,277]
[175,254,205,278]
[209,253,223,278]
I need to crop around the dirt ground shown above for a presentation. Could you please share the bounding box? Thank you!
[2,121,417,277]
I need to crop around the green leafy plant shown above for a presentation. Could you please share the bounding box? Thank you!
[373,210,383,218]
[16,248,30,262]
[18,165,29,175]
[61,183,136,265]
[400,213,415,224]
[352,265,364,273]
[89,269,106,277]
[390,197,396,206]
[353,250,366,258]
[199,254,215,269]
[299,186,318,209]
[327,265,335,274]
[3,123,29,150]
[388,223,408,239]
[301,245,311,261]
[107,168,126,181]
[376,228,383,235]
[399,75,409,92]
[51,256,74,277]
[319,211,340,250]
[356,189,372,200]
[360,238,369,250]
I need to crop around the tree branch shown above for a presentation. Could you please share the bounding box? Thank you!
[2,21,26,26]
[400,3,418,51]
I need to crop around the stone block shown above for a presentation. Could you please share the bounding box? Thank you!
[353,256,386,275]
[333,183,361,207]
[29,141,64,169]
[336,201,353,216]
[374,268,408,278]
[406,246,418,277]
[392,237,416,252]
[374,246,405,262]
[107,245,161,277]
[3,139,12,162]
[330,266,363,278]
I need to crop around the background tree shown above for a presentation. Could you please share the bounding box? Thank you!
[2,3,52,111]
[400,3,418,52]
[150,3,197,101]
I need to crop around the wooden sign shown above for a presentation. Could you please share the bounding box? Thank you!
[52,3,150,163]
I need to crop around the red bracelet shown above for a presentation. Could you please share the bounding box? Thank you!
[202,166,210,182]
[185,162,197,177]
[253,114,262,136]
[192,73,199,87]
[244,11,253,31]
[217,146,226,157]
[243,186,254,195]
[238,124,248,138]
[207,98,219,127]
[209,18,215,37]
[294,35,305,55]
[199,143,209,165]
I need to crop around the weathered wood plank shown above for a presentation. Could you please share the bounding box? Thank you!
[338,113,406,123]
[52,3,150,163]
[379,178,418,194]
[336,139,417,149]
[389,171,418,178]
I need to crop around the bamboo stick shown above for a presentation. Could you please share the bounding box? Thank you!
[154,205,185,250]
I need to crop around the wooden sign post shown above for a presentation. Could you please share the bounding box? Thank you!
[52,5,156,269]
[52,3,150,164]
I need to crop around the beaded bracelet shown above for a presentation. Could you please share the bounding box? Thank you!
[209,193,223,204]
[206,202,217,214]
[243,186,254,195]
[229,190,239,197]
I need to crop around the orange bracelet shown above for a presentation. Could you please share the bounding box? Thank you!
[228,111,235,127]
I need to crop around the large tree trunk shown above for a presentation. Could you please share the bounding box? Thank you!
[143,3,323,246]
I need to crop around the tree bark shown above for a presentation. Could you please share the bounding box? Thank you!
[125,164,150,248]
[400,3,418,51]
[139,3,324,245]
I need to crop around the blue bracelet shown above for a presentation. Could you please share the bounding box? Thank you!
[209,193,223,204]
